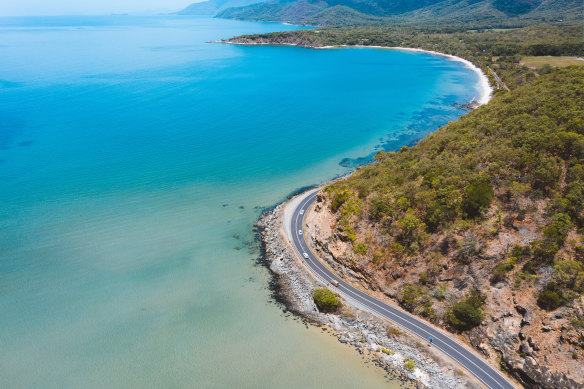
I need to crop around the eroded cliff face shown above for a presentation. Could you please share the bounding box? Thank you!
[304,193,584,389]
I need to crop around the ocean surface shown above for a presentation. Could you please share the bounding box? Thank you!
[0,15,482,388]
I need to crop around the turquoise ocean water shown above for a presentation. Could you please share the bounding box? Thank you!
[0,15,481,388]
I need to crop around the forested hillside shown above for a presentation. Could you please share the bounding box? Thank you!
[217,0,581,27]
[315,65,584,388]
[177,0,269,15]
[326,66,584,294]
[219,1,387,26]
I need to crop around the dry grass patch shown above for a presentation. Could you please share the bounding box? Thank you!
[521,56,584,68]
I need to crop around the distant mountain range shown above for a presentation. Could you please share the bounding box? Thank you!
[179,0,582,27]
[176,0,269,15]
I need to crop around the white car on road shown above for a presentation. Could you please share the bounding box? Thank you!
[303,252,309,259]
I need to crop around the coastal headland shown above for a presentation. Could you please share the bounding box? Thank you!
[246,28,584,388]
[248,43,498,389]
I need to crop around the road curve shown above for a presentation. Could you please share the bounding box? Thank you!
[288,189,516,389]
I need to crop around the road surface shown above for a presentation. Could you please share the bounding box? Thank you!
[288,189,515,389]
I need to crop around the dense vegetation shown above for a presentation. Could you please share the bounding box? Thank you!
[323,66,584,325]
[176,0,264,15]
[231,25,584,369]
[229,10,584,383]
[231,24,584,334]
[218,0,582,27]
[313,287,341,312]
[219,2,386,26]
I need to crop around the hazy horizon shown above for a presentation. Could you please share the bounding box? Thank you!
[0,0,199,17]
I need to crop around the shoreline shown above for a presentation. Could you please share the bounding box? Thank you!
[237,33,584,389]
[222,40,493,107]
[243,39,497,388]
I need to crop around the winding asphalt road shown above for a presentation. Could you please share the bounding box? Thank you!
[289,189,516,389]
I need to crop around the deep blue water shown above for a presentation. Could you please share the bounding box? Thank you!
[0,15,481,388]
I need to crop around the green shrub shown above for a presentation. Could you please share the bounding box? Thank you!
[544,213,572,245]
[530,239,559,266]
[434,284,448,300]
[571,314,584,329]
[447,290,486,330]
[506,181,530,203]
[424,204,456,232]
[492,263,509,282]
[461,182,494,219]
[369,194,393,220]
[575,243,584,262]
[554,261,584,293]
[531,156,562,192]
[389,241,405,255]
[396,197,411,211]
[510,244,529,259]
[537,289,562,310]
[403,358,415,372]
[491,257,518,282]
[512,271,535,290]
[565,182,584,225]
[330,190,353,213]
[313,288,341,313]
[396,211,424,243]
[422,301,434,318]
[354,242,368,255]
[342,226,357,243]
[339,197,362,220]
[381,347,394,355]
[400,283,427,312]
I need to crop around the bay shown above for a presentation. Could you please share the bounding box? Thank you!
[0,15,481,388]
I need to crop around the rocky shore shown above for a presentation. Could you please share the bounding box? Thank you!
[254,198,480,389]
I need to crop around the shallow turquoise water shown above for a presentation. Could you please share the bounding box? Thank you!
[0,15,481,388]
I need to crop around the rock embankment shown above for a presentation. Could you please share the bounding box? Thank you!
[255,200,478,389]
